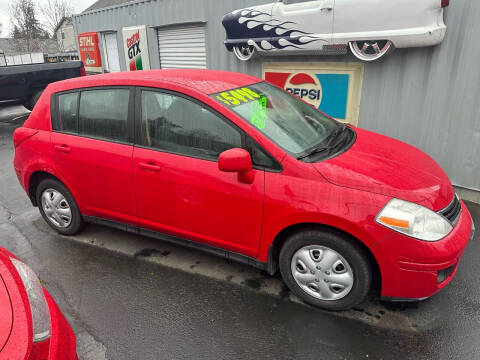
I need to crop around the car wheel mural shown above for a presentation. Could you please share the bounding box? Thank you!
[233,44,257,61]
[349,40,393,62]
[222,0,449,62]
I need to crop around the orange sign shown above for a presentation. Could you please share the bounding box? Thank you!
[78,32,102,68]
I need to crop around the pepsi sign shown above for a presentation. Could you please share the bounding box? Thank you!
[265,70,350,120]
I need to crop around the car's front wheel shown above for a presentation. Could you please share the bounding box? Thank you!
[279,229,372,311]
[36,178,84,235]
[233,44,256,61]
[349,40,393,62]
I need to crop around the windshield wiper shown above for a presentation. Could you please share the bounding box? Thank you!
[296,124,347,160]
[296,145,331,160]
[327,123,347,145]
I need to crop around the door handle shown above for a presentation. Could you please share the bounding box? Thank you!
[321,6,333,11]
[54,144,71,154]
[139,162,162,172]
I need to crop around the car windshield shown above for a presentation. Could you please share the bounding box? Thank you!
[211,82,340,157]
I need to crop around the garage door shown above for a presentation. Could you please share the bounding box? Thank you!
[157,25,207,69]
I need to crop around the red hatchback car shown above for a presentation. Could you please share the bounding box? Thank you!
[0,247,77,359]
[13,70,474,311]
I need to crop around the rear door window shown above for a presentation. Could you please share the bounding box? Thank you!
[78,89,130,142]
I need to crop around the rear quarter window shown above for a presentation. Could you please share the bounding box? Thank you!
[54,92,78,133]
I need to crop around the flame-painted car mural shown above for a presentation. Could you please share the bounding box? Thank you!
[222,0,449,62]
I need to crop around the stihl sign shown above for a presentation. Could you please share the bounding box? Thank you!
[77,32,101,68]
[79,36,94,47]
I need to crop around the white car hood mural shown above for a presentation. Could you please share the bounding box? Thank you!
[223,7,327,52]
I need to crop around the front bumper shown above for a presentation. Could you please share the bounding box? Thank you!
[373,200,474,300]
[392,25,447,48]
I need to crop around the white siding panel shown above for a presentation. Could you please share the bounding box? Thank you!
[31,53,45,64]
[157,25,207,69]
[20,54,32,64]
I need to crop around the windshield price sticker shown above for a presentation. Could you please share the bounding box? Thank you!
[214,87,262,107]
[250,96,267,130]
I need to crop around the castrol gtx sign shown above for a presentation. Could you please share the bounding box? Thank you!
[126,31,142,70]
[122,25,150,71]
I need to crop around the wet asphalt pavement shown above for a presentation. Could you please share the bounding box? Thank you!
[0,106,479,360]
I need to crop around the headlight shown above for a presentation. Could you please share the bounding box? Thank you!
[10,258,51,342]
[376,199,453,241]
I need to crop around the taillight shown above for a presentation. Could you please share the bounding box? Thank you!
[13,127,38,148]
[80,64,86,76]
[441,0,449,7]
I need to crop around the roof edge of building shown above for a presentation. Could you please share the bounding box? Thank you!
[76,0,153,18]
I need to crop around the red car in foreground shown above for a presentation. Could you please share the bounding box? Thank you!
[13,69,474,310]
[0,247,77,359]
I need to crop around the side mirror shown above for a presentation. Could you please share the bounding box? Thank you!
[218,148,255,184]
[218,148,252,173]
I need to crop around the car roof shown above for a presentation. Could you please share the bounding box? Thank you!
[49,69,262,95]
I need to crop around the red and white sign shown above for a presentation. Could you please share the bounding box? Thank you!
[122,25,150,71]
[78,32,102,70]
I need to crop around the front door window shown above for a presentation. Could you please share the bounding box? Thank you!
[140,90,242,161]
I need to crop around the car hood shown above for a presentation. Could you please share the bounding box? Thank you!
[222,3,275,45]
[0,274,13,351]
[225,3,274,19]
[313,128,454,211]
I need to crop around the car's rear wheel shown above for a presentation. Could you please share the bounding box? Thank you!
[233,44,256,61]
[279,229,372,311]
[36,178,83,235]
[349,40,393,62]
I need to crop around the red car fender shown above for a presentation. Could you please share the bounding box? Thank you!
[0,249,77,360]
[40,290,77,360]
[22,165,76,205]
[17,134,82,210]
[23,88,53,132]
[0,253,33,359]
[257,158,394,263]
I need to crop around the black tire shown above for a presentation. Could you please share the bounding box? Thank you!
[36,178,84,235]
[279,229,372,311]
[24,89,44,111]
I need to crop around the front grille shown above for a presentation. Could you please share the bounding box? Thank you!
[438,194,462,224]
